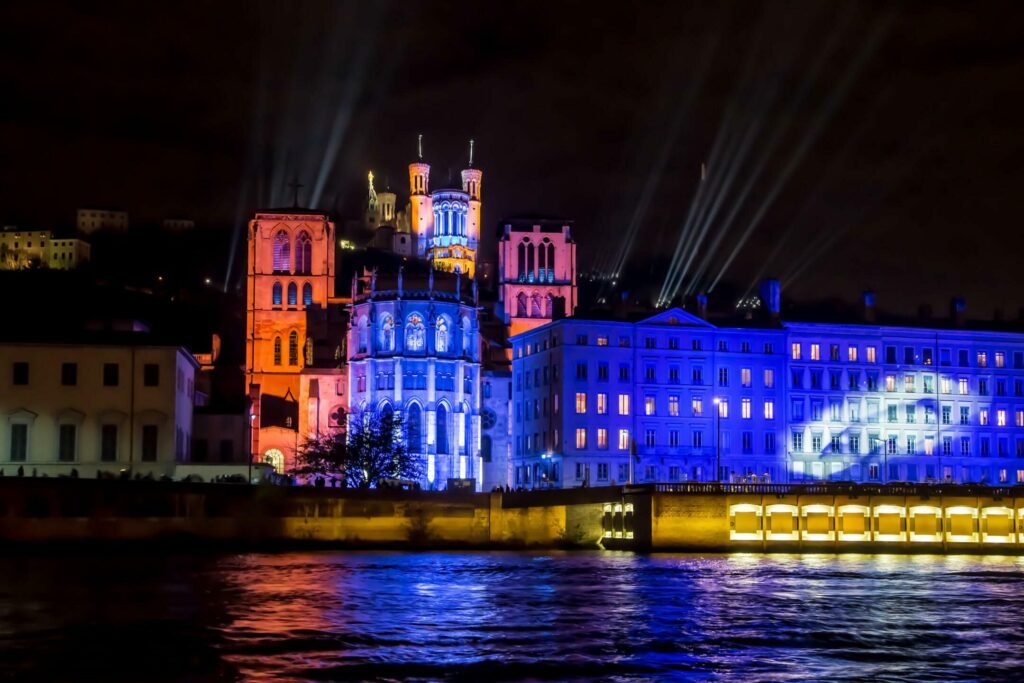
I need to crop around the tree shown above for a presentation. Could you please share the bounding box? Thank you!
[292,429,347,481]
[291,410,424,488]
[344,410,424,488]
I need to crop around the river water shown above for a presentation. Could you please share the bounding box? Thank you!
[0,551,1022,681]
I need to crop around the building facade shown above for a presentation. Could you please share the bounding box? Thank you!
[497,219,577,337]
[77,208,128,233]
[245,210,347,475]
[510,309,1024,488]
[347,271,482,489]
[0,339,197,477]
[0,228,90,270]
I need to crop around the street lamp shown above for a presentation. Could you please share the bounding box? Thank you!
[712,397,722,483]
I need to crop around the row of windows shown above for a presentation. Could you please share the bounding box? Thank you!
[790,431,1024,457]
[570,363,778,388]
[7,424,160,462]
[569,393,776,420]
[790,342,1024,369]
[791,369,1024,396]
[574,334,776,355]
[11,361,163,388]
[791,400,1024,427]
[271,281,313,307]
[357,313,472,356]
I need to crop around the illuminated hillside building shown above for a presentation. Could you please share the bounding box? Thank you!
[245,210,347,474]
[368,137,482,278]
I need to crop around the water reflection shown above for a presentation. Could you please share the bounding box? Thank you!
[0,551,1023,680]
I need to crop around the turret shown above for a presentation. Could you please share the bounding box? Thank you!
[461,140,482,250]
[409,135,432,257]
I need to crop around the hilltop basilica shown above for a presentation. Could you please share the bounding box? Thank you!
[245,139,578,489]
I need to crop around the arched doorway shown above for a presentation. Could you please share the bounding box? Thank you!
[263,448,285,473]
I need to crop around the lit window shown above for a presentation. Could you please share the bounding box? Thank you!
[764,400,775,420]
[741,398,751,419]
[692,397,703,417]
[848,346,858,362]
[618,429,630,450]
[597,336,608,347]
[763,369,774,389]
[618,394,630,415]
[904,375,915,393]
[996,352,1005,368]
[1016,410,1023,428]
[866,346,877,363]
[958,378,969,395]
[575,428,587,449]
[791,343,802,360]
[997,410,1007,427]
[668,395,679,417]
[645,396,655,416]
[810,344,820,361]
[575,393,587,414]
[885,375,896,392]
[717,399,728,418]
[741,368,751,387]
[597,393,607,414]
[980,409,989,426]
[597,428,608,449]
[940,377,951,394]
[977,352,988,368]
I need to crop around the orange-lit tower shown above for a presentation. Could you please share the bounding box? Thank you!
[245,209,346,474]
[409,134,432,258]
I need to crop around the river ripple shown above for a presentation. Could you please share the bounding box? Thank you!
[0,551,1022,681]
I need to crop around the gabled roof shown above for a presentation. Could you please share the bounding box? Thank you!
[637,307,715,328]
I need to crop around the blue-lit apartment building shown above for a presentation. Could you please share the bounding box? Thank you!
[510,306,1024,488]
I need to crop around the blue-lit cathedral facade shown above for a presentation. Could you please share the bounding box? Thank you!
[510,285,1024,488]
[348,270,482,488]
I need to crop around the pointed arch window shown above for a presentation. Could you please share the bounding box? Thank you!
[517,292,528,317]
[461,315,473,356]
[287,282,297,305]
[547,243,555,282]
[273,231,290,272]
[288,331,299,365]
[357,317,369,354]
[436,317,449,354]
[517,241,527,281]
[407,403,422,453]
[273,336,282,365]
[295,231,312,274]
[531,294,542,317]
[406,313,425,352]
[380,314,395,352]
[526,243,535,282]
[272,282,282,306]
[436,404,449,454]
[302,282,313,306]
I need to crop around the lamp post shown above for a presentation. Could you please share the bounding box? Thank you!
[712,397,722,483]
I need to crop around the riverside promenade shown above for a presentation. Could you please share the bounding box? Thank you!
[1,478,1023,553]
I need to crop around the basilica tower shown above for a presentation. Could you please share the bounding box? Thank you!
[409,135,432,258]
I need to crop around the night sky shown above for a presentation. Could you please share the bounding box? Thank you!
[2,1,1024,315]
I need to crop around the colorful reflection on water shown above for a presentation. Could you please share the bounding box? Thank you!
[1,551,1023,680]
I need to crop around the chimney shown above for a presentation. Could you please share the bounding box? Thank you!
[696,294,708,320]
[863,290,876,323]
[759,279,781,319]
[950,297,966,327]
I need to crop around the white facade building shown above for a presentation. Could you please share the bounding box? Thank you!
[0,339,197,477]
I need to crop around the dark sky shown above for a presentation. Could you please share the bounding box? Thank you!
[2,1,1023,315]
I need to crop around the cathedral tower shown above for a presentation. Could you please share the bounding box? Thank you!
[409,135,432,258]
[245,209,346,474]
